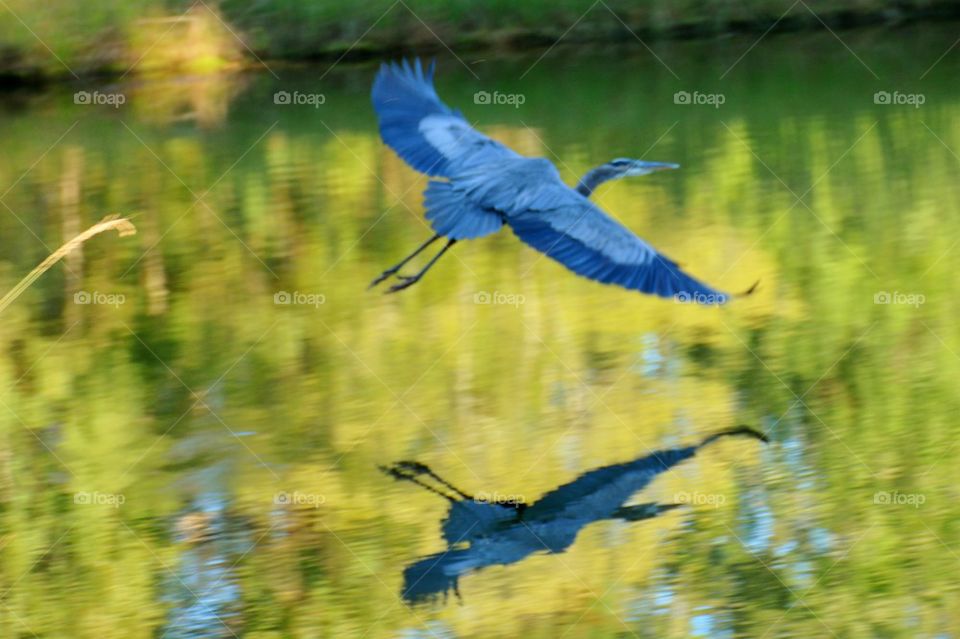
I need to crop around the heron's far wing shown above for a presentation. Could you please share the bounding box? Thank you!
[371,60,521,177]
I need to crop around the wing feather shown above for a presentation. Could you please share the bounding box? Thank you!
[423,180,503,239]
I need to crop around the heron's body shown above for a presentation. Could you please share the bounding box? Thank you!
[381,427,767,603]
[369,59,754,302]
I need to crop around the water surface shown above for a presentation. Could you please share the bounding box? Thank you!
[1,24,959,638]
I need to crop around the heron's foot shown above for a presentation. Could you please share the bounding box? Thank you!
[368,267,400,289]
[378,464,403,479]
[379,464,420,484]
[394,460,431,475]
[385,274,423,294]
[370,268,420,289]
[379,461,432,480]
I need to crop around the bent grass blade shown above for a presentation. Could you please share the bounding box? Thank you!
[0,215,137,316]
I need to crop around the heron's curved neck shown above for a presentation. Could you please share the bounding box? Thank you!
[575,165,617,198]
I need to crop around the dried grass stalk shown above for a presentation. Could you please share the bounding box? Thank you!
[0,215,137,315]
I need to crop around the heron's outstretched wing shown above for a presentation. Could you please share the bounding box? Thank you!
[451,159,733,303]
[371,59,521,177]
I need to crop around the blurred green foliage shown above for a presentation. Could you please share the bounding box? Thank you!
[1,26,960,638]
[0,0,957,76]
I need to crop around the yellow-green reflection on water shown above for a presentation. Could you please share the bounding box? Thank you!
[1,26,960,638]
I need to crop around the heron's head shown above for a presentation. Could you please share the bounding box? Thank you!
[606,158,680,178]
[576,158,680,197]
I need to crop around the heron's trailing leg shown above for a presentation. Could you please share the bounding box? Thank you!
[369,233,441,289]
[386,239,457,294]
[394,461,473,500]
[380,463,457,502]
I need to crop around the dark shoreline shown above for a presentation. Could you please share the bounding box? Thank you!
[1,2,959,88]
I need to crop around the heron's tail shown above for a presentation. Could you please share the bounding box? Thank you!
[698,426,768,449]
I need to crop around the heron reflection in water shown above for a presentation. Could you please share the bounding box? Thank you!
[381,427,767,604]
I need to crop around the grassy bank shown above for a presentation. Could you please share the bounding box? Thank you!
[1,0,960,80]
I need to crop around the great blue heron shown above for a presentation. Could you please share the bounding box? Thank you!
[380,426,767,603]
[370,59,756,302]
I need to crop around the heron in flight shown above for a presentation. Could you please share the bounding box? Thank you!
[370,59,755,302]
[380,426,767,603]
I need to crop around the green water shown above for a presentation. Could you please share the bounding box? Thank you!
[1,24,959,639]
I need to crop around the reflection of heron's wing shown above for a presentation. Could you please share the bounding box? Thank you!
[524,445,699,521]
[451,159,732,302]
[402,536,540,604]
[402,548,471,604]
[371,60,521,178]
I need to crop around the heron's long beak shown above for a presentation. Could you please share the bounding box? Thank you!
[637,161,680,172]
